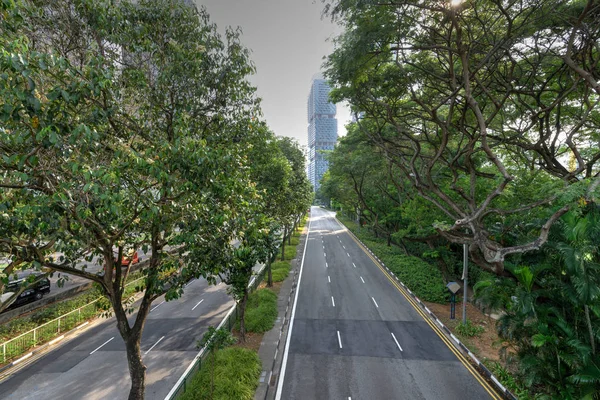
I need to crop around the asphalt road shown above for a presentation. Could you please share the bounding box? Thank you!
[277,207,497,400]
[0,277,234,400]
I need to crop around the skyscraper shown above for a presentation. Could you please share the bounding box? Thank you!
[307,77,337,192]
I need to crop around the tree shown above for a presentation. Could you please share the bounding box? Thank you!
[198,326,236,400]
[1,1,261,398]
[324,0,600,274]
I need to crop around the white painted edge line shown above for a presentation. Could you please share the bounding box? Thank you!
[49,335,65,346]
[360,276,365,283]
[76,321,89,330]
[145,336,165,355]
[90,337,114,355]
[352,262,357,268]
[331,296,336,307]
[151,301,165,312]
[13,352,33,365]
[191,299,204,311]
[337,330,343,349]
[391,332,403,351]
[371,297,379,308]
[328,276,331,283]
[275,213,312,400]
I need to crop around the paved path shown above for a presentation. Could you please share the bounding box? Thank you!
[276,207,499,400]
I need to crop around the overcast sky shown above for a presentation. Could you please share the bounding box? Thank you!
[194,0,351,148]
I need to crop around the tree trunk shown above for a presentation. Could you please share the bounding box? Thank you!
[125,335,146,400]
[239,290,248,342]
[387,233,391,246]
[281,226,287,261]
[267,254,273,287]
[585,304,596,355]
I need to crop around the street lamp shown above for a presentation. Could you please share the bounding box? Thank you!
[446,281,461,319]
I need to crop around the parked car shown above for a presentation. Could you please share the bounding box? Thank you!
[1,274,51,309]
[114,250,139,266]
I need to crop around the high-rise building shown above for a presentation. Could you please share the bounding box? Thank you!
[307,77,337,192]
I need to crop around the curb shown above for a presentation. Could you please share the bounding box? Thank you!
[339,219,517,400]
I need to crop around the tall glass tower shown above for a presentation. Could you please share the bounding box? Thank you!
[307,77,337,192]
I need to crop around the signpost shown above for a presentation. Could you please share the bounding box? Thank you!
[446,282,461,320]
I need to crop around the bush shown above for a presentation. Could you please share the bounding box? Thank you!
[455,320,485,338]
[281,245,298,260]
[271,268,289,282]
[289,237,300,246]
[244,289,278,333]
[180,347,261,400]
[338,215,447,303]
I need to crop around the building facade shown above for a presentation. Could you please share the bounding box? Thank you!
[307,78,337,192]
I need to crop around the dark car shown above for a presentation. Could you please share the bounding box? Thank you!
[1,275,51,309]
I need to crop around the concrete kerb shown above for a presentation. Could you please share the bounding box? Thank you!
[339,220,516,400]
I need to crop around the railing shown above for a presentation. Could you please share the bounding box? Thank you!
[0,276,145,365]
[165,263,267,400]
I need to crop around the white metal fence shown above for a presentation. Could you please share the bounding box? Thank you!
[1,276,144,364]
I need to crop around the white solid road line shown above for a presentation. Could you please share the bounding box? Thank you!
[391,332,403,351]
[151,301,165,312]
[331,296,336,307]
[192,299,204,311]
[360,276,365,283]
[90,337,114,355]
[372,297,379,308]
[353,262,357,268]
[275,212,312,400]
[144,336,165,355]
[337,330,343,349]
[328,276,331,283]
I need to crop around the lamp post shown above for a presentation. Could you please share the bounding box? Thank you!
[462,243,468,324]
[446,282,461,319]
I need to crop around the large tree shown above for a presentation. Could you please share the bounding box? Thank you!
[324,0,600,274]
[1,1,261,398]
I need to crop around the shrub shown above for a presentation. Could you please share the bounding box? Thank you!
[180,347,261,400]
[243,289,277,333]
[271,268,289,282]
[271,261,289,271]
[289,237,300,246]
[455,320,485,338]
[282,245,297,260]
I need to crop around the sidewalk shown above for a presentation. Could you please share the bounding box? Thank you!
[254,229,307,400]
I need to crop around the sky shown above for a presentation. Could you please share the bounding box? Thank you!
[194,0,351,148]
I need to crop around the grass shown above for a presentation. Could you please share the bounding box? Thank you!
[179,347,261,400]
[281,244,298,261]
[455,320,485,338]
[270,261,290,283]
[243,289,278,333]
[337,215,448,303]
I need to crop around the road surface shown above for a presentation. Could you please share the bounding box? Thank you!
[277,207,499,400]
[0,277,233,400]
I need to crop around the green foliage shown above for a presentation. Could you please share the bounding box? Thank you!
[179,347,261,400]
[282,245,298,261]
[485,362,533,400]
[271,261,290,282]
[338,216,447,303]
[243,289,278,333]
[455,320,485,338]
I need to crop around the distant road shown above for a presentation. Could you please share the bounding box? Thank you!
[277,207,500,399]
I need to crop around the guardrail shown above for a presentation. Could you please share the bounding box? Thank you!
[0,276,145,365]
[165,263,267,400]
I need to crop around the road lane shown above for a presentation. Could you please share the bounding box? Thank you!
[278,206,498,400]
[0,277,234,400]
